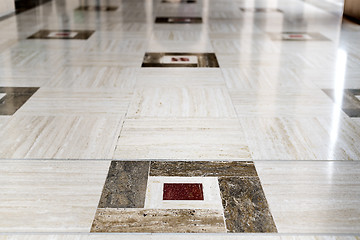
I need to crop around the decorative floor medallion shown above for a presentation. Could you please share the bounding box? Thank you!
[28,30,94,40]
[75,6,118,11]
[268,32,330,41]
[162,0,196,3]
[323,89,360,117]
[91,161,277,233]
[141,52,219,68]
[240,8,283,13]
[155,17,202,24]
[0,87,39,115]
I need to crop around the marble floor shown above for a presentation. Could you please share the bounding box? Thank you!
[0,0,359,239]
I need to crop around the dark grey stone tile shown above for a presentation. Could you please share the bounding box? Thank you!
[0,87,39,115]
[323,89,360,117]
[150,161,257,177]
[218,177,277,233]
[28,30,95,40]
[141,52,219,68]
[155,17,202,24]
[98,161,150,208]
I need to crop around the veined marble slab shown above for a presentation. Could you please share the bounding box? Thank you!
[98,161,149,208]
[127,87,237,118]
[256,161,360,233]
[0,160,110,232]
[91,208,226,233]
[114,118,251,160]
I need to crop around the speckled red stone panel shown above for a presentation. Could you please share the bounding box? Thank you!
[163,183,204,200]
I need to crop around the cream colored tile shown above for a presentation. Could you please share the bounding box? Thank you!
[114,118,251,160]
[211,38,279,54]
[151,30,210,42]
[83,39,148,54]
[0,160,110,232]
[222,67,317,90]
[0,116,10,129]
[240,117,360,160]
[18,88,132,116]
[47,66,138,89]
[128,87,236,118]
[144,177,223,210]
[136,68,226,87]
[147,39,214,52]
[65,53,143,67]
[229,89,337,117]
[256,161,360,233]
[0,115,123,159]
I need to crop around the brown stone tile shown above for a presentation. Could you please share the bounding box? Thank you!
[150,161,257,177]
[91,208,226,233]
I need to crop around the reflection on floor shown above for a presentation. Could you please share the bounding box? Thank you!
[0,0,360,238]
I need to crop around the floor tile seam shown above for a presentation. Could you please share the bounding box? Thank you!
[0,158,358,162]
[0,232,360,236]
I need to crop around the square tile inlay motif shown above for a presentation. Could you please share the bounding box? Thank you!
[155,17,202,24]
[268,32,330,41]
[240,8,283,13]
[142,52,219,68]
[323,89,360,117]
[91,161,277,233]
[162,0,196,3]
[0,87,39,115]
[163,183,203,200]
[28,30,94,40]
[75,6,118,11]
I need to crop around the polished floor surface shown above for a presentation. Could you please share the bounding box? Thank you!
[0,0,360,238]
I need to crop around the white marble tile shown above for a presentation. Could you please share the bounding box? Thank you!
[144,177,223,210]
[229,89,337,117]
[240,117,360,160]
[136,68,225,87]
[18,88,132,116]
[114,118,251,160]
[0,160,110,232]
[0,115,123,159]
[127,87,237,118]
[256,161,360,233]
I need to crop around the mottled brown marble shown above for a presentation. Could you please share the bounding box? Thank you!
[218,177,277,233]
[91,208,226,233]
[0,87,39,115]
[150,161,257,177]
[98,161,149,208]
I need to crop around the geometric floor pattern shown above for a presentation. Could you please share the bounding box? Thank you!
[91,161,277,233]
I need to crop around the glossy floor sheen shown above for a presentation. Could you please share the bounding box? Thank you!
[0,0,360,238]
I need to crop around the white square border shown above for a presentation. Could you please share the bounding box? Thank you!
[144,176,223,210]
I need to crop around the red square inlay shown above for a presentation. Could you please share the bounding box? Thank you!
[289,34,303,38]
[163,183,204,200]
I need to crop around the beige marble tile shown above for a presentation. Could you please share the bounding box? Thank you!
[222,67,317,90]
[65,53,143,67]
[211,38,280,54]
[0,115,123,159]
[18,88,132,116]
[83,39,148,54]
[229,89,337,117]
[46,66,138,89]
[147,40,214,53]
[127,87,236,118]
[114,118,251,160]
[152,30,210,42]
[240,117,360,160]
[136,68,226,87]
[256,161,360,233]
[0,160,110,232]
